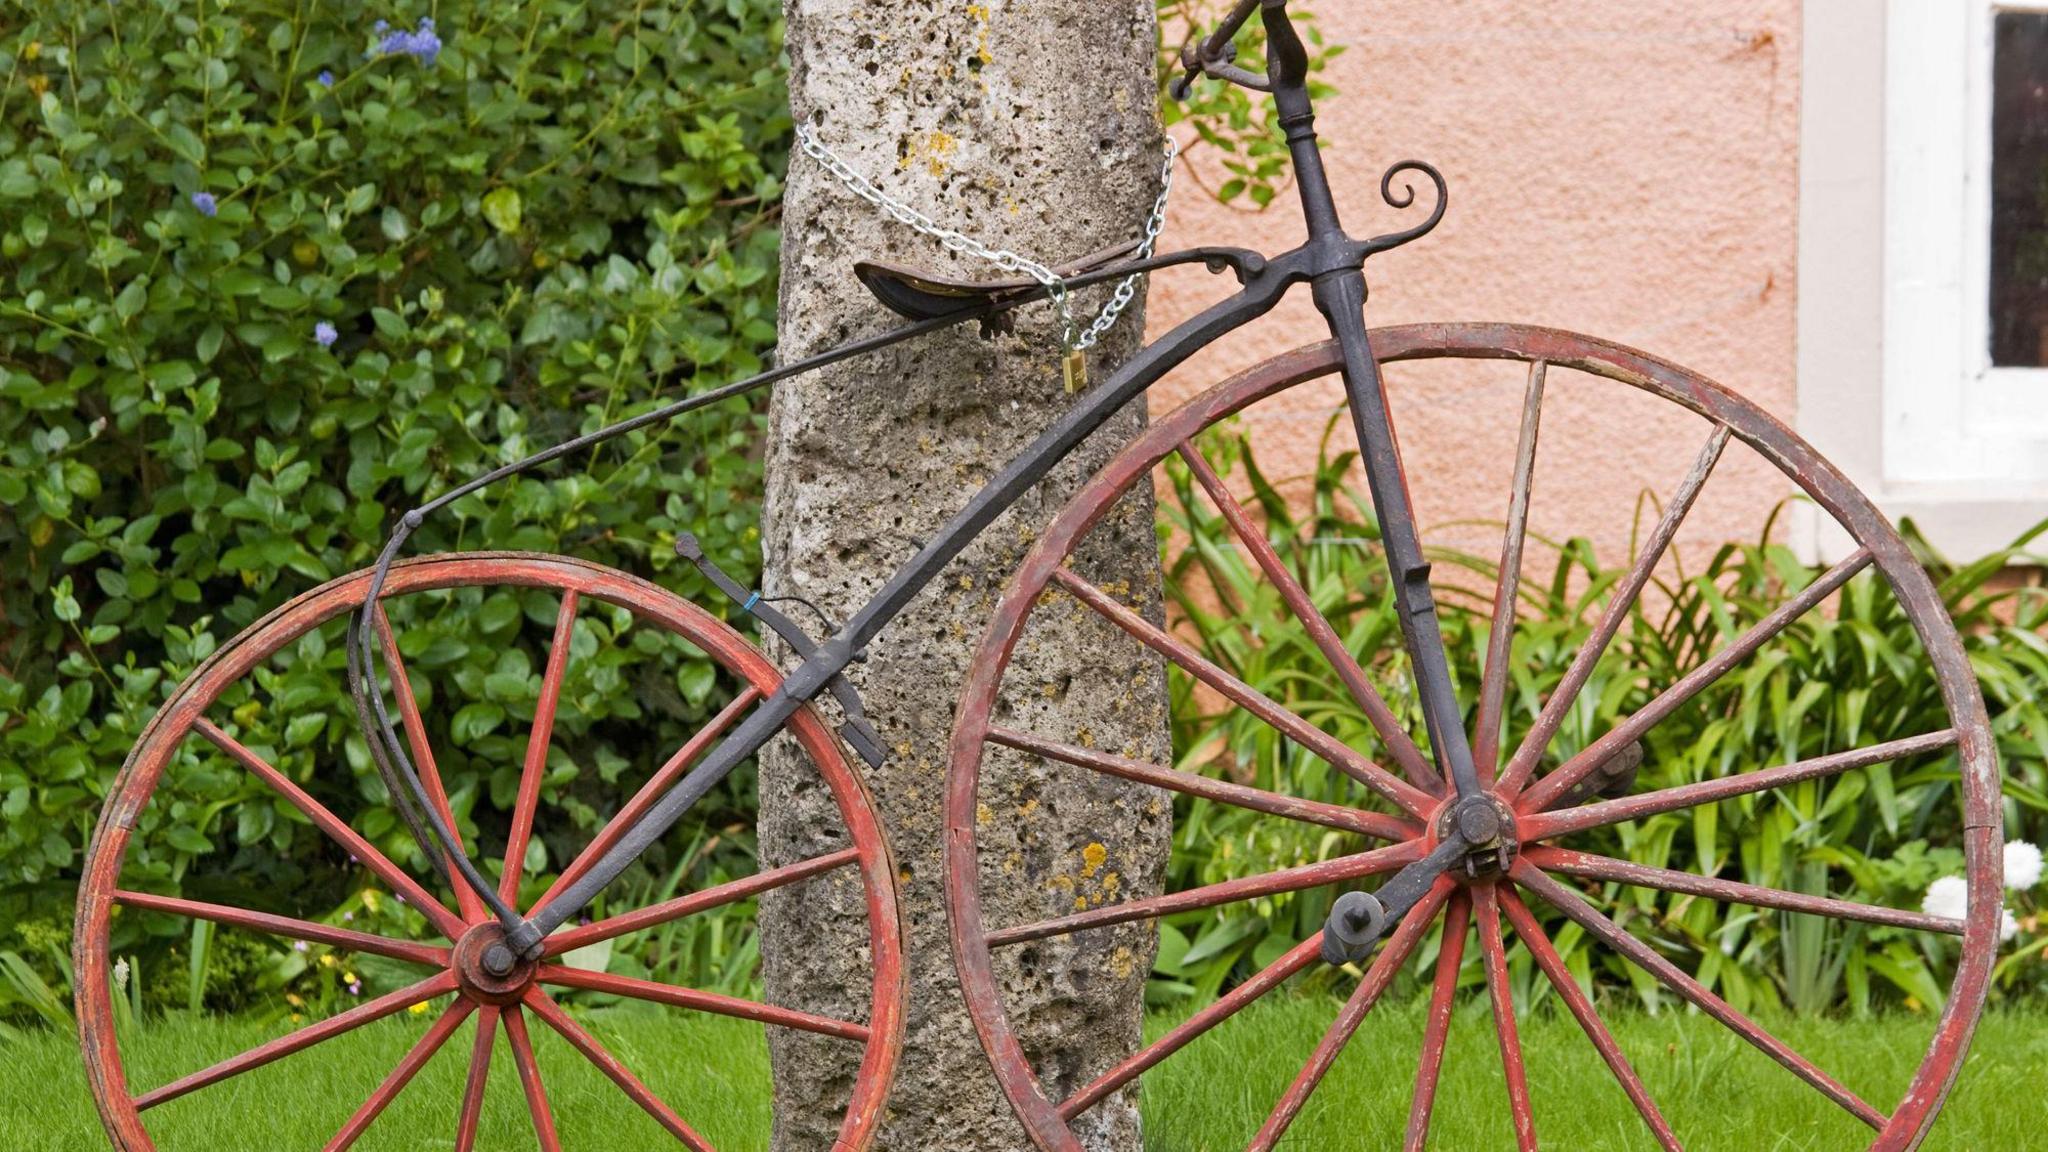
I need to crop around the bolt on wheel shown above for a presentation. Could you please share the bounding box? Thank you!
[946,325,2000,1151]
[76,553,903,1151]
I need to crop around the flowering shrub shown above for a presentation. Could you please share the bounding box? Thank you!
[0,0,788,1014]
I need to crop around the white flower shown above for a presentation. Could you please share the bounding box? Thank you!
[1923,874,2025,944]
[1922,875,1969,922]
[2004,841,2044,891]
[112,958,130,992]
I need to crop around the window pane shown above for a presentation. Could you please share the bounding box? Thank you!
[1991,11,2048,367]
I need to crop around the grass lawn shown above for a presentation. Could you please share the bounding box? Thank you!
[8,998,2043,1150]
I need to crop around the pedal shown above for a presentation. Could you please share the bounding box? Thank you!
[675,534,888,769]
[1554,739,1644,809]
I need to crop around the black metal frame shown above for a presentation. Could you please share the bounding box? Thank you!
[347,0,1483,972]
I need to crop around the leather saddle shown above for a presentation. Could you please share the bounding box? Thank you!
[854,238,1144,322]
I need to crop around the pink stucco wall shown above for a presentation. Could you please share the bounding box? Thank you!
[1146,1,1804,580]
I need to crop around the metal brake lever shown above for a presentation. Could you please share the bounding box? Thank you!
[675,534,888,769]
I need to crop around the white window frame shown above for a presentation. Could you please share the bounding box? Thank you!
[1798,0,2048,560]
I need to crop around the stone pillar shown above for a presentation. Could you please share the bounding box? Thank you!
[759,2,1170,1149]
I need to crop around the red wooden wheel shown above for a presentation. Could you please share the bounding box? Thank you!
[946,325,2001,1151]
[75,553,903,1151]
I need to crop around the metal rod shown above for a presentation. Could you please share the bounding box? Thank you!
[1059,933,1323,1120]
[1500,425,1733,796]
[1514,863,1885,1129]
[1523,547,1873,812]
[1527,845,1964,935]
[1249,881,1451,1151]
[1174,441,1438,791]
[521,988,715,1151]
[540,965,870,1041]
[1476,884,1538,1151]
[1050,567,1435,817]
[988,725,1414,841]
[1521,729,1959,840]
[1473,362,1546,779]
[987,841,1424,949]
[1497,886,1681,1151]
[1402,892,1470,1152]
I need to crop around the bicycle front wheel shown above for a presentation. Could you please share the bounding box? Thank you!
[945,324,2000,1151]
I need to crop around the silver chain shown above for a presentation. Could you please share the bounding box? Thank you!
[793,124,1176,353]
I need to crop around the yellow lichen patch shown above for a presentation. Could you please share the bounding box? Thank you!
[898,130,960,177]
[1109,945,1137,980]
[977,802,995,828]
[1081,841,1109,878]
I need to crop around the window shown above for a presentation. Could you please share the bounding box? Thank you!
[1797,0,2048,559]
[1990,11,2048,369]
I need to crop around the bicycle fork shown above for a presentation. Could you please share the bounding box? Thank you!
[1313,271,1510,963]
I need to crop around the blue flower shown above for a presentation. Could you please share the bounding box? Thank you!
[317,70,334,87]
[314,321,338,348]
[374,18,443,67]
[190,192,217,217]
[373,19,389,33]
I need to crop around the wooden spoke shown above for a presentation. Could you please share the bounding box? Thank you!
[503,591,580,906]
[540,966,869,1042]
[987,726,1416,842]
[1514,863,1885,1129]
[988,841,1425,949]
[1499,426,1732,795]
[1249,882,1452,1152]
[1050,568,1435,819]
[134,972,457,1111]
[1403,892,1471,1152]
[1527,845,1962,935]
[113,890,449,967]
[1498,886,1681,1152]
[1176,441,1437,792]
[522,987,716,1152]
[543,847,859,957]
[374,607,485,924]
[503,1006,563,1152]
[195,717,466,939]
[1521,730,1959,842]
[529,687,761,919]
[453,1006,499,1152]
[1473,361,1546,780]
[1475,885,1537,1151]
[322,999,475,1152]
[1060,933,1325,1120]
[1521,548,1874,813]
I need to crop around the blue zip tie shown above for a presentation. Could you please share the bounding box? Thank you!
[742,591,761,613]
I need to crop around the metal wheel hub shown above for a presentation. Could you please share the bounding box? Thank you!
[453,923,537,1006]
[1435,794,1519,880]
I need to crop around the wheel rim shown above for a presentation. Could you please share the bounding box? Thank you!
[946,325,2000,1152]
[76,552,903,1151]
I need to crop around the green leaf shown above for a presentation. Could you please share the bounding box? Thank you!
[482,186,523,234]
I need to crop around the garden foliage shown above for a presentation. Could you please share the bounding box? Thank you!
[1,0,788,1016]
[1156,423,2048,1017]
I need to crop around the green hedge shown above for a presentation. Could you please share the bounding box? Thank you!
[0,0,787,992]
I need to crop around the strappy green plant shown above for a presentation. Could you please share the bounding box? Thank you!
[1155,424,2047,1016]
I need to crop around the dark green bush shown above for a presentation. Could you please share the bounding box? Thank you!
[0,0,788,1005]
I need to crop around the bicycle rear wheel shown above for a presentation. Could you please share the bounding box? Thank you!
[77,553,903,1151]
[946,324,2000,1151]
